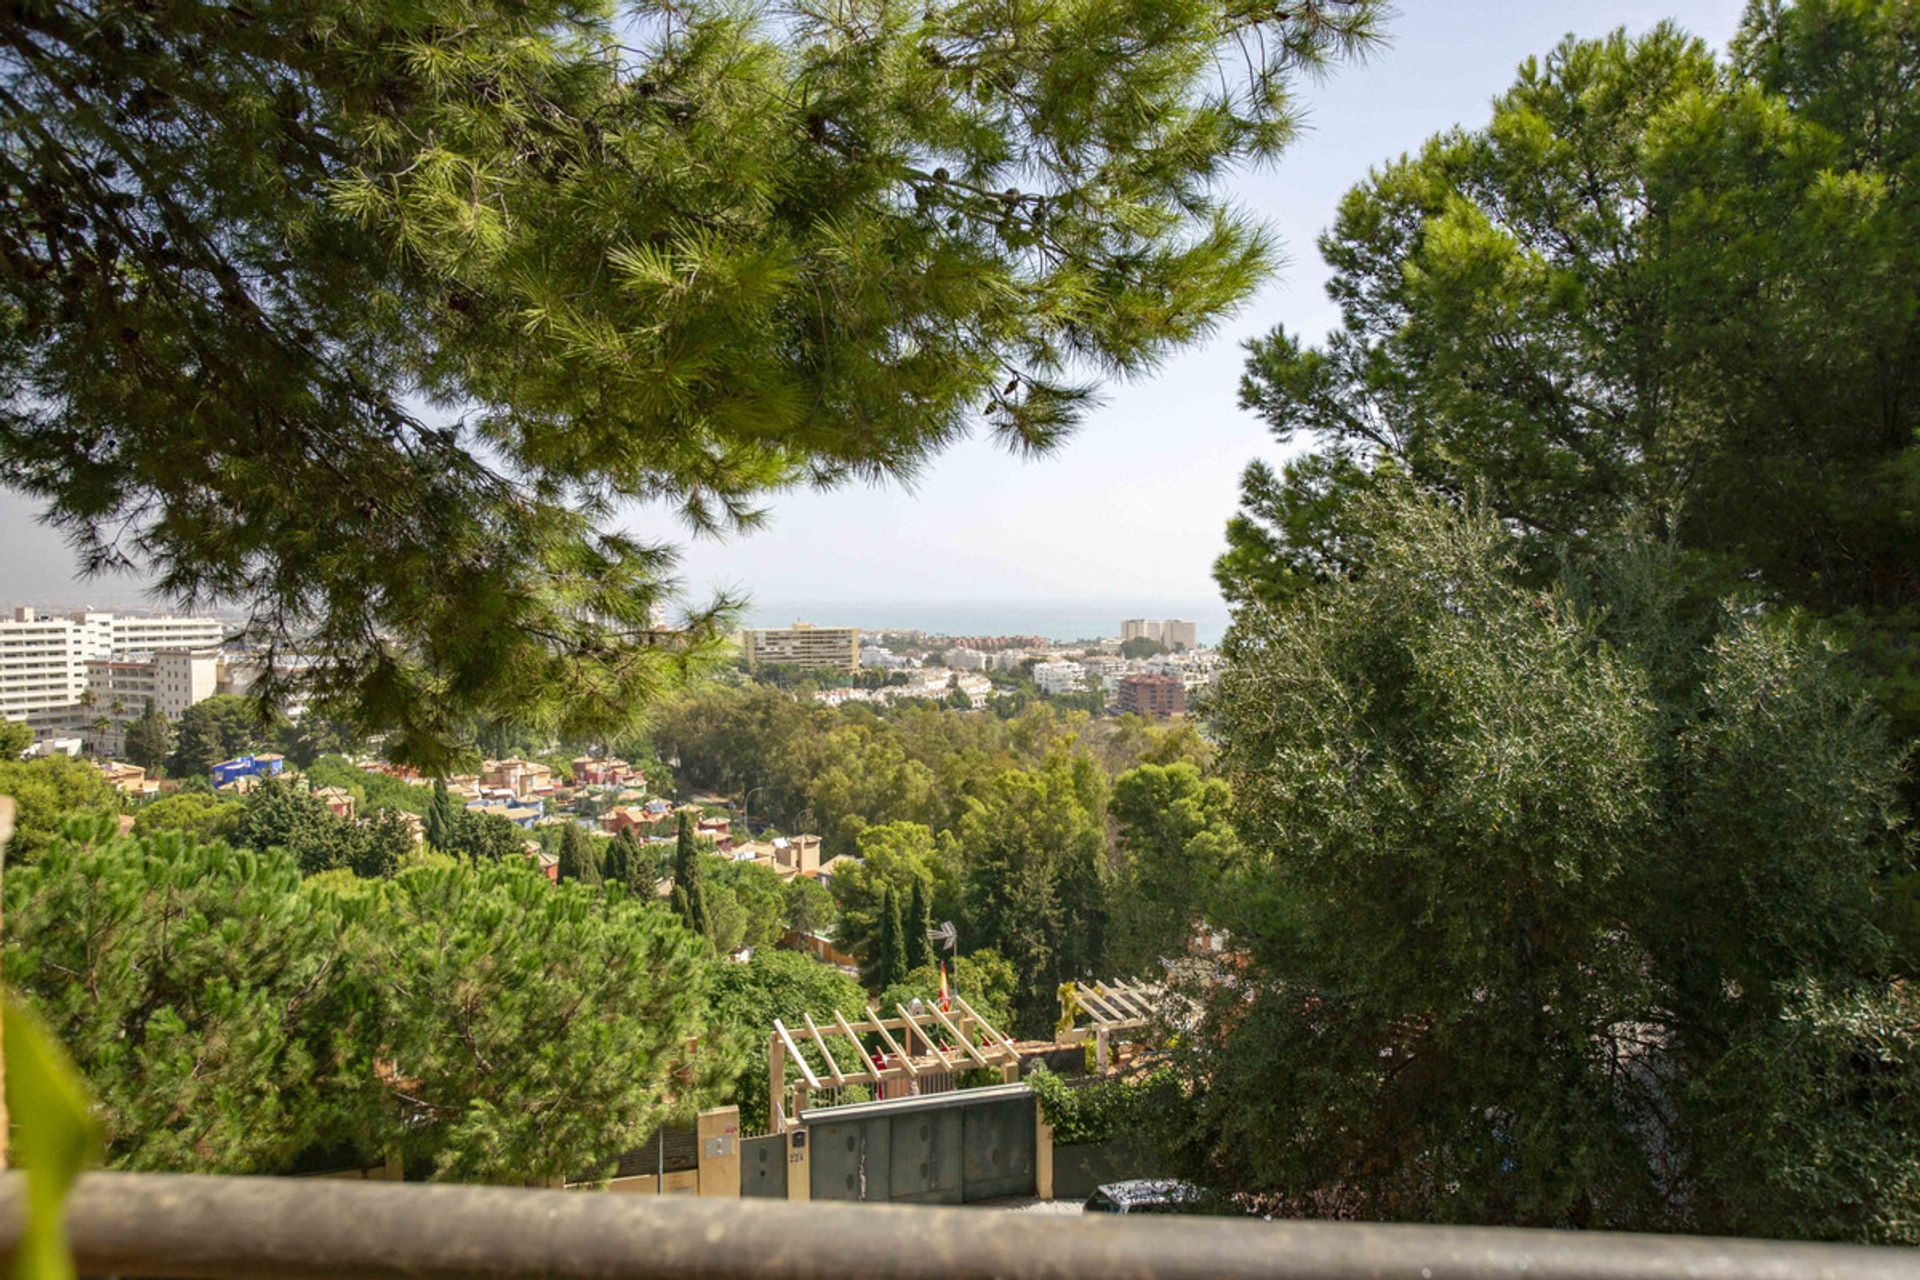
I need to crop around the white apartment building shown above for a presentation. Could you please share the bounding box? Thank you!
[1,607,228,734]
[946,647,989,672]
[88,649,222,719]
[1032,659,1088,696]
[83,649,223,755]
[0,609,90,722]
[858,646,912,670]
[105,613,224,655]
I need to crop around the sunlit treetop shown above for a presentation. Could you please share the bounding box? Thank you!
[0,0,1381,766]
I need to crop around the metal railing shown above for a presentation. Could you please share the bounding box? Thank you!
[0,1172,1912,1280]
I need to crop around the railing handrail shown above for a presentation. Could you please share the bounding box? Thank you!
[0,1172,1911,1280]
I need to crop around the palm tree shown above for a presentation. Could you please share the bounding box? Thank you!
[88,716,111,755]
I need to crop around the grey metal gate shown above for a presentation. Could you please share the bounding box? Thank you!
[810,1115,891,1202]
[960,1095,1035,1202]
[890,1107,963,1204]
[739,1134,787,1199]
[803,1084,1033,1205]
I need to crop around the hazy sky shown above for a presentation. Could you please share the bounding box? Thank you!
[0,1,1752,614]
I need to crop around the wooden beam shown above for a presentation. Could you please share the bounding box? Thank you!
[1075,989,1129,1025]
[925,1001,991,1068]
[895,1003,954,1070]
[865,1010,920,1077]
[1095,983,1152,1021]
[950,995,1018,1056]
[768,1034,787,1130]
[831,1010,881,1079]
[802,1013,847,1086]
[773,1020,823,1091]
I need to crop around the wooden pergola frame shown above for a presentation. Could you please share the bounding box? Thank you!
[1058,978,1163,1073]
[768,994,1022,1130]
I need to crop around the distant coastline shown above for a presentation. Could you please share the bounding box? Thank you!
[735,599,1234,647]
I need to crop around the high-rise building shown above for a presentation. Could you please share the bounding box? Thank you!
[0,608,90,723]
[1120,618,1197,649]
[1,607,227,732]
[740,623,861,671]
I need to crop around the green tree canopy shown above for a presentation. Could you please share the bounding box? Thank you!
[708,948,867,1132]
[3,820,352,1172]
[1218,8,1920,733]
[131,790,243,845]
[959,757,1109,1036]
[832,821,961,979]
[0,755,118,862]
[337,860,716,1182]
[877,950,1018,1034]
[1190,492,1920,1241]
[442,807,526,863]
[0,719,31,759]
[785,876,836,941]
[0,0,1381,764]
[122,699,173,774]
[1107,762,1239,972]
[167,695,274,779]
[707,858,789,952]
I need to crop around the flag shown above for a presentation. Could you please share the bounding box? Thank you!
[939,962,951,1012]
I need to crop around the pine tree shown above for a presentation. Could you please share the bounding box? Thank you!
[672,811,708,940]
[425,777,452,851]
[0,0,1381,766]
[908,876,937,973]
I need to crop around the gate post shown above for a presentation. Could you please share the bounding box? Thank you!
[1035,1099,1054,1201]
[696,1107,741,1198]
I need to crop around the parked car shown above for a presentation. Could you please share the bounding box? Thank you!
[1082,1180,1210,1215]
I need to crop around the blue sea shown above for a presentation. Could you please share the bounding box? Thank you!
[737,599,1234,646]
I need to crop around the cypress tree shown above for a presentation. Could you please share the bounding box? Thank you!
[425,777,452,850]
[558,823,599,885]
[908,876,937,972]
[602,830,629,887]
[615,828,650,896]
[869,887,911,991]
[672,811,707,939]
